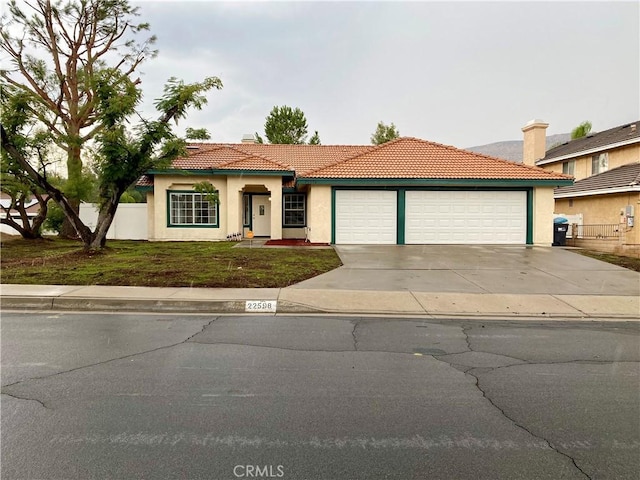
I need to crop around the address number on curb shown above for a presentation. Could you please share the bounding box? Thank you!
[245,300,277,312]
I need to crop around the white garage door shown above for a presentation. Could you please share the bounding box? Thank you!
[405,191,527,244]
[335,190,397,244]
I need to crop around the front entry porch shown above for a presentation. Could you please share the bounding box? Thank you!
[229,177,282,241]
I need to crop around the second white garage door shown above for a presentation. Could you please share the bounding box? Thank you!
[335,190,397,244]
[405,191,527,244]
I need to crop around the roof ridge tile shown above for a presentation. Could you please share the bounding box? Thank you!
[216,153,293,171]
[301,137,406,177]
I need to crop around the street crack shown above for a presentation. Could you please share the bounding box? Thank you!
[427,325,592,479]
[351,320,360,351]
[466,369,592,479]
[1,392,51,410]
[184,316,220,343]
[461,325,473,353]
[2,316,221,390]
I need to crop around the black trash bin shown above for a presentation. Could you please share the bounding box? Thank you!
[553,218,569,246]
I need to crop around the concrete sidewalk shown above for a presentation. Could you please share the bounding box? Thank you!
[1,284,638,320]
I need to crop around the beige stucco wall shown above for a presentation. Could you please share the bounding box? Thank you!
[282,227,306,239]
[146,192,155,240]
[151,175,228,241]
[541,143,639,180]
[306,185,332,243]
[533,187,555,245]
[150,175,284,241]
[555,192,640,245]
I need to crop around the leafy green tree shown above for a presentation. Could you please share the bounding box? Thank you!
[186,127,211,142]
[1,0,222,249]
[0,85,55,238]
[1,0,158,237]
[1,0,223,249]
[260,105,319,144]
[193,181,219,205]
[371,121,400,145]
[3,75,221,249]
[119,189,143,203]
[43,200,65,234]
[571,121,592,140]
[308,131,321,145]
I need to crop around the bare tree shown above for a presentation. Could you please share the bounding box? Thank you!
[1,1,222,249]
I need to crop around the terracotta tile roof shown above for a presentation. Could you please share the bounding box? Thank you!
[144,138,570,188]
[173,143,373,175]
[217,155,293,172]
[303,137,572,181]
[136,175,154,187]
[539,121,640,163]
[171,145,249,169]
[555,162,640,196]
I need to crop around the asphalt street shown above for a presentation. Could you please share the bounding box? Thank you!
[1,312,639,480]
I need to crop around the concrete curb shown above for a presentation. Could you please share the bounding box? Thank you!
[2,295,639,320]
[2,283,638,319]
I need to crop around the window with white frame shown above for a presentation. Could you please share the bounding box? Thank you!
[591,153,608,175]
[562,160,575,175]
[283,193,306,226]
[169,191,218,226]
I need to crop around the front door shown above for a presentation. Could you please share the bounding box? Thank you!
[251,195,271,237]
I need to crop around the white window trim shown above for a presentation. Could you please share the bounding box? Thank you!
[168,191,219,227]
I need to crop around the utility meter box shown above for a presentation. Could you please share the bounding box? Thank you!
[624,205,635,227]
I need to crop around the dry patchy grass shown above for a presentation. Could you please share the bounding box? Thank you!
[0,237,342,288]
[573,249,640,272]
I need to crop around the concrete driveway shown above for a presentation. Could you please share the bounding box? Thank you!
[290,245,640,295]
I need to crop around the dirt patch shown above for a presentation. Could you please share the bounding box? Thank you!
[574,250,640,272]
[0,238,342,288]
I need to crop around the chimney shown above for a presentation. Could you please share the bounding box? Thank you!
[521,119,549,166]
[241,133,258,144]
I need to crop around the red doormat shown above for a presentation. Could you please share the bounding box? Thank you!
[264,239,330,246]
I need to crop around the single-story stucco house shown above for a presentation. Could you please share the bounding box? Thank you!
[136,136,572,245]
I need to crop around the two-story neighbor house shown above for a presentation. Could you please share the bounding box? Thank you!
[522,120,640,256]
[138,136,572,246]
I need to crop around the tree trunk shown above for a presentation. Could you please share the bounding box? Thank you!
[30,193,50,236]
[1,125,92,245]
[0,216,42,239]
[85,192,122,250]
[60,144,83,239]
[0,193,46,239]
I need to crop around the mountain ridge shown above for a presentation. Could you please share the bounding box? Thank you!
[466,133,572,162]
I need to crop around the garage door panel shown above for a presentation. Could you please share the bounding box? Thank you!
[335,190,397,244]
[405,191,526,244]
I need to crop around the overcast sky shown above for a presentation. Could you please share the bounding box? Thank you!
[133,1,638,148]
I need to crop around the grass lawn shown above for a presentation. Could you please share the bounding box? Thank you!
[573,249,640,272]
[0,237,342,288]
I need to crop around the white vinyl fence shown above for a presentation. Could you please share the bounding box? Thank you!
[554,213,583,238]
[80,203,148,240]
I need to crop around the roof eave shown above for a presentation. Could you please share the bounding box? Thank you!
[554,185,640,198]
[148,168,294,177]
[297,177,573,187]
[537,137,640,166]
